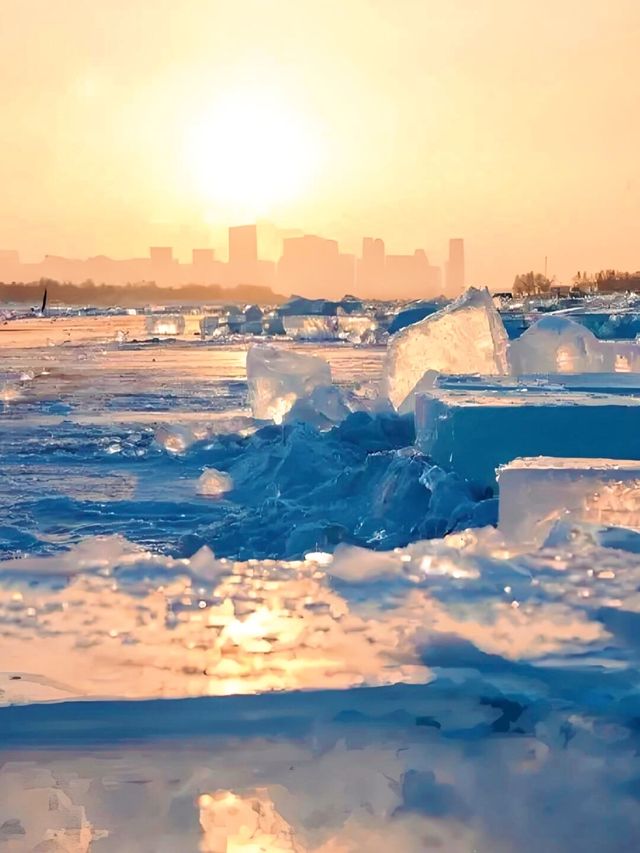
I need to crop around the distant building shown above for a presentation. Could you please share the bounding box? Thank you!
[445,238,465,296]
[278,234,354,298]
[229,225,258,265]
[357,237,385,296]
[149,247,173,266]
[192,248,215,266]
[384,249,441,299]
[0,223,450,299]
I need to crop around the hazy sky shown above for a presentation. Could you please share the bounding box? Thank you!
[2,0,640,287]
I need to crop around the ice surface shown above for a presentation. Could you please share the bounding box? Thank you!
[144,314,186,336]
[384,288,509,410]
[8,311,640,852]
[434,372,640,393]
[498,457,640,545]
[246,344,332,422]
[282,315,339,340]
[415,388,640,487]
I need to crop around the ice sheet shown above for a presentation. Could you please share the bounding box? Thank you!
[415,388,640,487]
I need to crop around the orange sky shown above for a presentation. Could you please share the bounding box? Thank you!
[2,0,640,288]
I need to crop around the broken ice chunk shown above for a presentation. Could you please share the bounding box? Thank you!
[384,287,509,410]
[498,456,640,546]
[336,314,380,343]
[508,315,604,374]
[197,468,233,498]
[285,382,351,427]
[199,315,220,338]
[415,388,640,488]
[246,344,332,423]
[155,424,194,454]
[145,315,185,336]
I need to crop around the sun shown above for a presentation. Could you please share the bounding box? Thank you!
[183,88,321,220]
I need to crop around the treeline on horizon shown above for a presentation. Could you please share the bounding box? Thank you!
[0,278,287,307]
[574,270,640,292]
[513,269,640,296]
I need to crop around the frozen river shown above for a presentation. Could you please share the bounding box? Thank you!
[1,314,640,851]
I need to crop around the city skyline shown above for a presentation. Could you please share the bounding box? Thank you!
[3,1,640,289]
[0,223,463,300]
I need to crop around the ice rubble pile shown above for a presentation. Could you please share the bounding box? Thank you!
[172,412,491,559]
[283,314,382,343]
[380,289,640,413]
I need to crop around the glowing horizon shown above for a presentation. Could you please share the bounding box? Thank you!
[2,0,640,290]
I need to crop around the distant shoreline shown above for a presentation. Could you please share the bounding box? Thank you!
[0,279,287,308]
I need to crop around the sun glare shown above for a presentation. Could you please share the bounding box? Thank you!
[183,89,321,220]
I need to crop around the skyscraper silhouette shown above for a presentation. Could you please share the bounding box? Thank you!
[446,238,465,295]
[228,225,258,264]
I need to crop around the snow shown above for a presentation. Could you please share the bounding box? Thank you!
[384,288,509,410]
[498,456,640,545]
